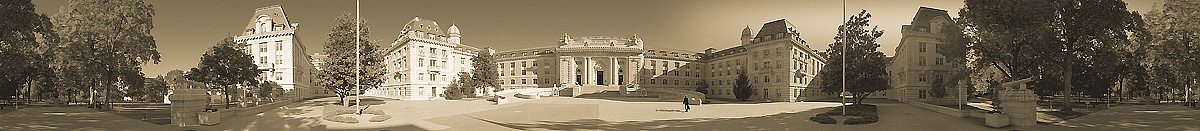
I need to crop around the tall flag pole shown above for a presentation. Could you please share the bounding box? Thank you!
[841,0,847,116]
[355,0,362,115]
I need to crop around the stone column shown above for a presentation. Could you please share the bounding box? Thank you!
[559,56,575,86]
[610,57,619,86]
[584,57,594,85]
[627,57,640,88]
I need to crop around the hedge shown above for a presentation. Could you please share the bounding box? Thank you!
[810,116,838,124]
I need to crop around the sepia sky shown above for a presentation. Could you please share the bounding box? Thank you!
[33,0,1165,77]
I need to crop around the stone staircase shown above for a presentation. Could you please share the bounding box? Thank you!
[557,85,620,97]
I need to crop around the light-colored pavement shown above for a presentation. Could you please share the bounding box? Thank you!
[0,107,184,131]
[1032,104,1200,131]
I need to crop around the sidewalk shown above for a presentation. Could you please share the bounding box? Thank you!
[0,107,184,130]
[1032,104,1200,131]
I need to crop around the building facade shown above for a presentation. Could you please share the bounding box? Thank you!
[233,5,318,100]
[369,17,483,100]
[363,18,828,101]
[489,19,829,102]
[698,19,830,101]
[886,7,966,103]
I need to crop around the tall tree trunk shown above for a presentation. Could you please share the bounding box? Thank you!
[1064,42,1075,113]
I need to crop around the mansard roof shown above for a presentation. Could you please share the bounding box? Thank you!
[755,18,796,38]
[403,17,446,36]
[244,5,294,31]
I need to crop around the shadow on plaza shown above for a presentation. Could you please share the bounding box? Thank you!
[472,107,834,130]
[574,91,779,105]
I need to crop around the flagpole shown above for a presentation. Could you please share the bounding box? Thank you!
[355,0,362,115]
[841,0,847,117]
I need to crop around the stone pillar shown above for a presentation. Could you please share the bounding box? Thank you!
[584,57,594,85]
[559,56,575,86]
[1000,79,1038,127]
[610,57,619,86]
[170,88,208,127]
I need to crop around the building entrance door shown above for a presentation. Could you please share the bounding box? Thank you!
[597,71,605,85]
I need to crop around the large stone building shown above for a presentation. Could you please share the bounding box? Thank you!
[362,18,829,101]
[233,5,319,100]
[369,17,484,100]
[885,7,967,103]
[489,19,830,102]
[698,19,830,101]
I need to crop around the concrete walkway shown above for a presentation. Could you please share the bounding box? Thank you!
[0,107,184,131]
[1032,104,1200,131]
[452,98,1007,130]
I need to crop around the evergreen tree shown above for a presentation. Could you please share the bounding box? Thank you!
[733,69,754,100]
[695,80,710,94]
[931,76,949,98]
[316,12,385,106]
[817,10,890,105]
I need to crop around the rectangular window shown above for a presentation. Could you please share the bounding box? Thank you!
[935,58,943,65]
[276,55,283,64]
[919,42,927,52]
[259,42,267,52]
[919,56,926,66]
[276,41,283,50]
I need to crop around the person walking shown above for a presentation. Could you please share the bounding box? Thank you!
[683,95,690,112]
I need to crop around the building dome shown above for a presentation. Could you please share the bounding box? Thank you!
[741,26,752,36]
[448,25,460,35]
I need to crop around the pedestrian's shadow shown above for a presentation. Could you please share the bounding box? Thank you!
[655,109,685,112]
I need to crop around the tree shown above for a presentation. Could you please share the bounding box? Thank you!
[53,0,160,108]
[695,80,710,94]
[185,36,258,109]
[125,77,167,102]
[1,0,59,104]
[469,51,499,94]
[257,81,278,100]
[316,12,385,107]
[962,0,1143,113]
[930,76,949,98]
[443,72,472,100]
[733,69,754,100]
[817,10,891,105]
[1145,0,1200,106]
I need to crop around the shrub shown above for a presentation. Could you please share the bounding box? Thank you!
[844,115,879,125]
[369,115,392,122]
[363,109,386,115]
[328,109,357,115]
[323,115,359,123]
[810,116,837,124]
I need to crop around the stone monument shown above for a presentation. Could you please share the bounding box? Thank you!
[999,78,1038,127]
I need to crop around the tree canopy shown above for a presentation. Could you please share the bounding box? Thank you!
[316,12,385,106]
[186,36,258,108]
[817,10,890,105]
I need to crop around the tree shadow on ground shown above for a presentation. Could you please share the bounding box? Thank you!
[473,107,831,130]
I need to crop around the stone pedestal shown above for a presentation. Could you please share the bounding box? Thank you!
[170,88,209,127]
[1000,89,1037,127]
[998,78,1038,127]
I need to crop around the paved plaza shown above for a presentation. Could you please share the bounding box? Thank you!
[4,95,1198,130]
